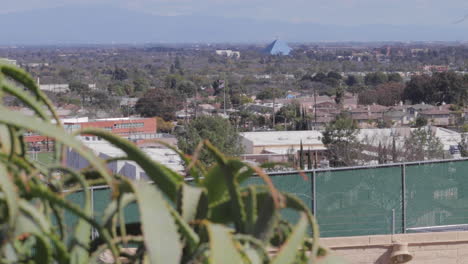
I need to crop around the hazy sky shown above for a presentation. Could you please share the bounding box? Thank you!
[3,0,468,26]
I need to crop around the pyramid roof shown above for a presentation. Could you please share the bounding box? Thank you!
[263,39,292,55]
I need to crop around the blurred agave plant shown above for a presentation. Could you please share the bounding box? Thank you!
[0,65,344,263]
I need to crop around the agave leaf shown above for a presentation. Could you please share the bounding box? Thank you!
[147,139,206,181]
[178,184,204,222]
[0,124,12,154]
[1,83,51,121]
[0,106,112,184]
[133,181,182,264]
[281,192,320,259]
[203,164,227,204]
[14,212,42,238]
[167,203,200,252]
[0,65,60,122]
[102,193,136,227]
[68,170,92,264]
[0,163,18,228]
[272,214,308,264]
[234,234,270,264]
[69,199,92,264]
[206,222,244,264]
[222,160,248,232]
[203,160,250,205]
[244,247,263,264]
[77,128,183,202]
[2,243,18,263]
[203,140,227,165]
[32,233,53,264]
[18,200,51,233]
[253,194,278,242]
[244,186,257,234]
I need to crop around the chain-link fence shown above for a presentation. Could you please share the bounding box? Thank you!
[66,158,468,238]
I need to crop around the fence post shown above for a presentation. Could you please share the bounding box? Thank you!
[90,186,96,239]
[401,164,406,234]
[312,170,317,216]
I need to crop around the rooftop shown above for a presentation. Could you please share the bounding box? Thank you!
[81,139,184,172]
[241,130,323,147]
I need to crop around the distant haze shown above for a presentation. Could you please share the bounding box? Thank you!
[2,5,468,44]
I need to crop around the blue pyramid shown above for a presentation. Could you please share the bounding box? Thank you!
[263,39,292,55]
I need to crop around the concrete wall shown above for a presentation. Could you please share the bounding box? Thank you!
[321,231,468,264]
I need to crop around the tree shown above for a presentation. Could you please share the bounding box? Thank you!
[312,72,327,82]
[322,113,361,167]
[112,66,128,81]
[133,77,150,93]
[334,85,345,106]
[177,116,243,165]
[155,117,175,133]
[403,72,468,105]
[375,82,405,106]
[256,87,284,100]
[327,71,342,80]
[345,75,360,86]
[358,82,404,106]
[459,134,468,157]
[364,72,388,86]
[403,74,432,104]
[392,136,398,163]
[388,73,403,83]
[403,128,444,161]
[415,116,428,127]
[135,88,183,121]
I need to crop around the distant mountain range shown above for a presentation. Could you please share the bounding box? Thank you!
[1,6,468,44]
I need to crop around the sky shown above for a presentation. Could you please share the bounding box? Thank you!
[3,0,468,26]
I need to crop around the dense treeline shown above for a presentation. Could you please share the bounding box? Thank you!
[357,71,468,106]
[403,72,468,105]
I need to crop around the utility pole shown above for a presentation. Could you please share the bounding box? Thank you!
[185,94,188,125]
[223,77,228,115]
[272,97,276,127]
[313,88,317,130]
[194,84,198,119]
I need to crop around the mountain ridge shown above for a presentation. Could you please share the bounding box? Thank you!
[1,6,468,44]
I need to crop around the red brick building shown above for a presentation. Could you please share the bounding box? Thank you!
[26,117,158,151]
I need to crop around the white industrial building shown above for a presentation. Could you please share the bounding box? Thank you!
[215,50,240,58]
[66,139,184,180]
[0,58,17,66]
[241,130,325,155]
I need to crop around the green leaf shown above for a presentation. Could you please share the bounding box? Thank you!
[102,193,136,227]
[206,223,244,264]
[0,106,112,184]
[69,191,92,264]
[272,214,308,264]
[0,65,60,122]
[253,194,278,242]
[0,124,12,154]
[178,184,204,222]
[0,163,18,228]
[32,234,53,264]
[244,186,257,234]
[77,128,183,202]
[203,164,228,204]
[1,83,51,121]
[18,200,51,234]
[167,203,200,252]
[133,181,182,264]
